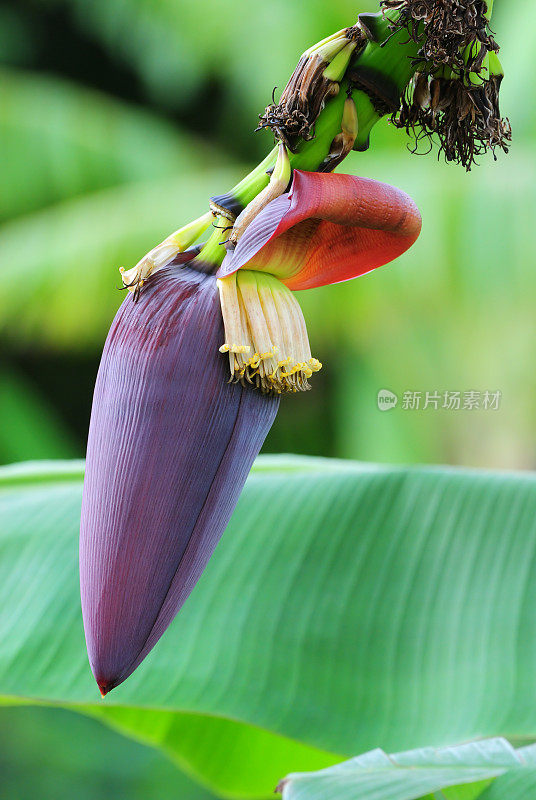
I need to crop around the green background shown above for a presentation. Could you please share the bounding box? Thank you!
[0,0,534,796]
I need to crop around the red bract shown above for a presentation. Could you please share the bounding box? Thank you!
[80,265,278,695]
[216,170,421,393]
[218,170,421,290]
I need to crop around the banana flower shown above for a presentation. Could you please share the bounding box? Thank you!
[217,169,421,392]
[80,168,421,695]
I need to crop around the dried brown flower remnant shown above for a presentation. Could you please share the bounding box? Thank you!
[380,0,498,74]
[378,1,510,170]
[257,26,366,149]
[395,71,511,170]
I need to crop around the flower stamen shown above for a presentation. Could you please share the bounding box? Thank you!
[217,271,322,394]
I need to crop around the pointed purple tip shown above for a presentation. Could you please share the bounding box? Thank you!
[80,268,279,692]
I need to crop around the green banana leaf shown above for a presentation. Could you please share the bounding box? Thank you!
[2,457,536,797]
[278,738,536,800]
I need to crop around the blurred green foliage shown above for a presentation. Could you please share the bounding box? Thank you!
[0,0,534,471]
[0,705,217,800]
[0,1,534,797]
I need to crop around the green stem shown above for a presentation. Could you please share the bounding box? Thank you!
[193,216,228,269]
[230,90,354,210]
[197,13,422,268]
[352,90,380,151]
[351,29,421,101]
